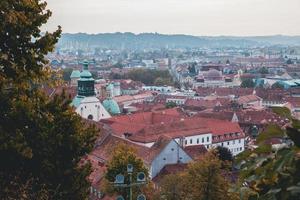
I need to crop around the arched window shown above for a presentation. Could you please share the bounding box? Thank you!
[88,114,93,120]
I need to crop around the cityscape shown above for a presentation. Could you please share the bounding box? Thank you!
[1,0,300,200]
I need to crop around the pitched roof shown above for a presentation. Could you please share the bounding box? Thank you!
[238,95,261,105]
[101,110,244,143]
[184,145,207,160]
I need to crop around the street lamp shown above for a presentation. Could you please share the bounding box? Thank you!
[114,164,147,200]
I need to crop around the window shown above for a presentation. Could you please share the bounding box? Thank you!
[227,141,230,145]
[207,137,209,142]
[206,145,209,149]
[190,139,193,144]
[240,147,243,151]
[185,140,187,145]
[202,138,204,143]
[239,139,241,143]
[221,143,224,147]
[171,148,174,151]
[179,157,183,160]
[197,138,199,144]
[233,140,235,145]
[163,158,166,161]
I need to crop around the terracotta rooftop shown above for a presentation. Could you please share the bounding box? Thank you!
[152,163,188,183]
[237,95,261,105]
[184,145,207,160]
[101,110,244,144]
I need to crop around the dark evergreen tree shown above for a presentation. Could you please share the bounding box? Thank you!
[216,146,233,162]
[241,78,255,88]
[0,1,97,199]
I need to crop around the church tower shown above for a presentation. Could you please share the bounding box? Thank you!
[77,61,95,96]
[71,61,111,121]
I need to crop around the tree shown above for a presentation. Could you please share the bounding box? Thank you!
[127,68,174,86]
[241,78,255,88]
[159,174,186,200]
[0,0,61,86]
[159,152,238,200]
[287,59,293,65]
[236,123,300,200]
[259,67,268,74]
[166,101,177,109]
[62,68,73,81]
[104,144,149,200]
[183,152,238,200]
[0,1,97,199]
[216,146,233,162]
[272,82,284,89]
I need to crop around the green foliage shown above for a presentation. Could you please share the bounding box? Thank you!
[271,82,284,89]
[287,59,293,65]
[159,152,238,200]
[258,67,268,74]
[272,107,292,120]
[0,1,97,199]
[62,68,73,81]
[241,78,255,88]
[104,144,149,200]
[256,124,285,144]
[159,174,186,200]
[127,68,173,86]
[216,146,233,162]
[0,0,61,85]
[237,126,300,200]
[0,89,97,199]
[286,127,300,147]
[165,101,177,109]
[291,119,300,130]
[254,144,272,154]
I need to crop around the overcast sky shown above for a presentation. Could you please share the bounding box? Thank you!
[44,0,300,36]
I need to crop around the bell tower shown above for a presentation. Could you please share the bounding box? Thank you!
[77,61,95,97]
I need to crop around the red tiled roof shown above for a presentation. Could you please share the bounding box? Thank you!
[184,145,207,159]
[101,110,244,144]
[152,163,188,183]
[90,134,149,163]
[238,95,261,105]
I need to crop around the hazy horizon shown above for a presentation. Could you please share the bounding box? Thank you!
[45,0,300,36]
[59,32,300,37]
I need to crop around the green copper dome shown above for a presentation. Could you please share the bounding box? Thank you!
[103,98,121,115]
[70,70,81,78]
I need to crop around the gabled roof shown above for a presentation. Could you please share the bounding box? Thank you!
[144,135,173,163]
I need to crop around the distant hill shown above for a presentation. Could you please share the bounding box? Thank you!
[57,32,300,50]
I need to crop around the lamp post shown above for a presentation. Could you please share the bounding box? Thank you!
[114,164,147,200]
